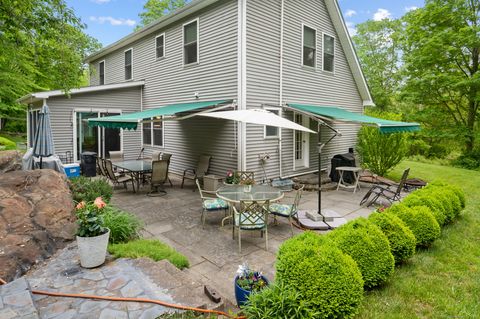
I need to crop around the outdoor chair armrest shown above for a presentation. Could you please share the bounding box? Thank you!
[183,168,196,176]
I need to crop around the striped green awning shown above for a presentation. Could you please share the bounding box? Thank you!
[88,100,233,130]
[286,103,420,133]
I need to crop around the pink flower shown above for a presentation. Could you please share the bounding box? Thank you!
[76,201,86,210]
[94,197,106,209]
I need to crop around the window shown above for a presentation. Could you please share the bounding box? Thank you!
[99,61,105,85]
[142,117,163,147]
[264,109,280,138]
[155,34,165,59]
[183,19,198,65]
[124,49,132,80]
[323,34,335,72]
[302,25,316,67]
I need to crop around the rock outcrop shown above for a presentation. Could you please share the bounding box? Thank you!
[0,169,76,281]
[0,150,23,173]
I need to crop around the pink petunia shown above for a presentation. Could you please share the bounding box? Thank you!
[94,197,106,209]
[76,201,86,210]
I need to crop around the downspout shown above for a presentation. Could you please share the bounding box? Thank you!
[278,0,285,178]
[237,0,247,170]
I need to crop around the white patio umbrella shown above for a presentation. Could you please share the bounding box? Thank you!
[198,109,316,133]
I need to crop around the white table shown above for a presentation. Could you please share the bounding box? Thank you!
[336,166,362,193]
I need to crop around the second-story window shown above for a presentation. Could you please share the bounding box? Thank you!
[183,19,198,65]
[99,61,105,85]
[323,34,335,72]
[125,49,132,80]
[303,25,316,68]
[156,34,165,59]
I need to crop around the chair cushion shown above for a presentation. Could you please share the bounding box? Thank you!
[234,213,266,230]
[269,203,294,217]
[203,198,228,210]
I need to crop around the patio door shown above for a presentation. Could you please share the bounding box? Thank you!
[294,113,309,169]
[100,112,121,158]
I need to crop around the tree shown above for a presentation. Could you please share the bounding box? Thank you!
[352,19,403,110]
[136,0,187,30]
[401,0,480,153]
[0,0,100,129]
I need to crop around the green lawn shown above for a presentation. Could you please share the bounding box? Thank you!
[357,160,480,318]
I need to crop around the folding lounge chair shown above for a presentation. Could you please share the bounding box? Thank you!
[360,168,410,207]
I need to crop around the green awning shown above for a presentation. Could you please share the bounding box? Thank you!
[88,100,233,130]
[286,103,420,133]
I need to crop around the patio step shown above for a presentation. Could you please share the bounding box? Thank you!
[0,277,40,319]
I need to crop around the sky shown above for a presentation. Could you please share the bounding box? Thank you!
[66,0,425,46]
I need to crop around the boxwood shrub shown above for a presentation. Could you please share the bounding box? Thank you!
[327,218,395,289]
[424,184,463,218]
[276,231,364,319]
[401,193,446,226]
[387,204,440,247]
[429,180,466,209]
[70,176,113,203]
[368,212,416,264]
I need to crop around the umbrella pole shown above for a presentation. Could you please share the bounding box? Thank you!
[40,156,43,169]
[318,123,322,215]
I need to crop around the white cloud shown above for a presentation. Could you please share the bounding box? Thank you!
[91,0,111,4]
[346,21,357,36]
[373,8,392,21]
[345,9,357,18]
[90,16,136,27]
[405,6,418,12]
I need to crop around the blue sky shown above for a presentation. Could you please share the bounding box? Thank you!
[67,0,424,46]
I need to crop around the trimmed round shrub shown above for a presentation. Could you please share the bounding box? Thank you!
[102,207,143,244]
[70,176,113,203]
[425,189,455,223]
[387,204,440,247]
[327,218,395,289]
[0,136,16,150]
[368,212,416,264]
[424,183,464,218]
[402,193,446,226]
[243,283,314,319]
[276,231,364,318]
[429,180,466,209]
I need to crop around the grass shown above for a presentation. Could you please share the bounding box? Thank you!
[356,160,480,318]
[0,132,27,150]
[108,239,190,270]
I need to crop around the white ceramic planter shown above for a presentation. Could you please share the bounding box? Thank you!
[76,228,110,268]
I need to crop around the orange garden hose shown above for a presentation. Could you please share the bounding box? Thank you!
[0,277,246,319]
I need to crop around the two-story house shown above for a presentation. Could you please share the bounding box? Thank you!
[18,0,373,181]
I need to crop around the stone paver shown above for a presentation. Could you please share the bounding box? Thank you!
[0,278,39,319]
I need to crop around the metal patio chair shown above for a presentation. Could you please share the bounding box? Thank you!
[109,151,124,162]
[181,155,212,189]
[147,160,169,197]
[232,200,270,252]
[269,185,304,236]
[196,179,229,228]
[360,168,410,207]
[235,171,255,185]
[161,153,174,187]
[104,159,135,191]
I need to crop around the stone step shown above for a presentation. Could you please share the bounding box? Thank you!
[0,278,39,319]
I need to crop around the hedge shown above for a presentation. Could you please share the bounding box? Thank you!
[401,193,446,226]
[368,212,416,264]
[327,218,395,289]
[276,231,364,319]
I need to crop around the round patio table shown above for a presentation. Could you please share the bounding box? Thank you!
[216,185,284,226]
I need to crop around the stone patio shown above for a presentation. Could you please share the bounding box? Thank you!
[111,175,375,304]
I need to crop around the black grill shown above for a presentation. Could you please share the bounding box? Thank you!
[329,152,356,183]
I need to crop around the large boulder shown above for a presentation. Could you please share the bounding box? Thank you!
[0,150,23,173]
[0,169,76,281]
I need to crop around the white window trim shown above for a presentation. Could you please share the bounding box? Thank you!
[98,60,105,85]
[182,18,200,66]
[155,33,165,60]
[263,107,281,139]
[124,48,133,81]
[322,32,336,74]
[142,117,165,148]
[301,23,317,69]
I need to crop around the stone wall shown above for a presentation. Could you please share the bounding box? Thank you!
[0,169,76,281]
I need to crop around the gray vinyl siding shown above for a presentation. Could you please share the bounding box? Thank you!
[245,0,363,179]
[89,0,238,176]
[45,87,142,161]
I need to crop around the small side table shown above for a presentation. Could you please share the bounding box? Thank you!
[336,166,362,193]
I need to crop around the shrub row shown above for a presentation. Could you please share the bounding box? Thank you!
[69,176,113,203]
[243,180,466,318]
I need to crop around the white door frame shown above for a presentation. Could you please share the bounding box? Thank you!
[293,112,310,170]
[72,108,123,162]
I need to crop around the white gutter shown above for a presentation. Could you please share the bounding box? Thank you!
[278,0,285,178]
[237,0,247,171]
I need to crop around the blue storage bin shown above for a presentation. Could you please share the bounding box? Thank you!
[63,163,80,178]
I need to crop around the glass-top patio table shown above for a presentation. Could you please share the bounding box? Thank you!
[112,160,152,192]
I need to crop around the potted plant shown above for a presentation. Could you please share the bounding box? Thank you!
[225,171,240,185]
[75,197,110,268]
[234,263,269,307]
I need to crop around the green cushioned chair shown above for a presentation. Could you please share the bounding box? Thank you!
[196,179,229,228]
[232,200,270,252]
[269,185,304,236]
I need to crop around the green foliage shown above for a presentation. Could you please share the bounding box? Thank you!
[108,239,189,269]
[75,200,108,238]
[243,283,316,319]
[429,180,466,209]
[102,207,143,244]
[276,231,364,318]
[327,218,395,289]
[0,136,16,150]
[136,0,186,30]
[368,212,416,264]
[387,204,440,247]
[69,176,113,203]
[452,149,480,170]
[401,193,447,226]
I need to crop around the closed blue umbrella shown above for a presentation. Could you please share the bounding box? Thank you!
[32,103,55,168]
